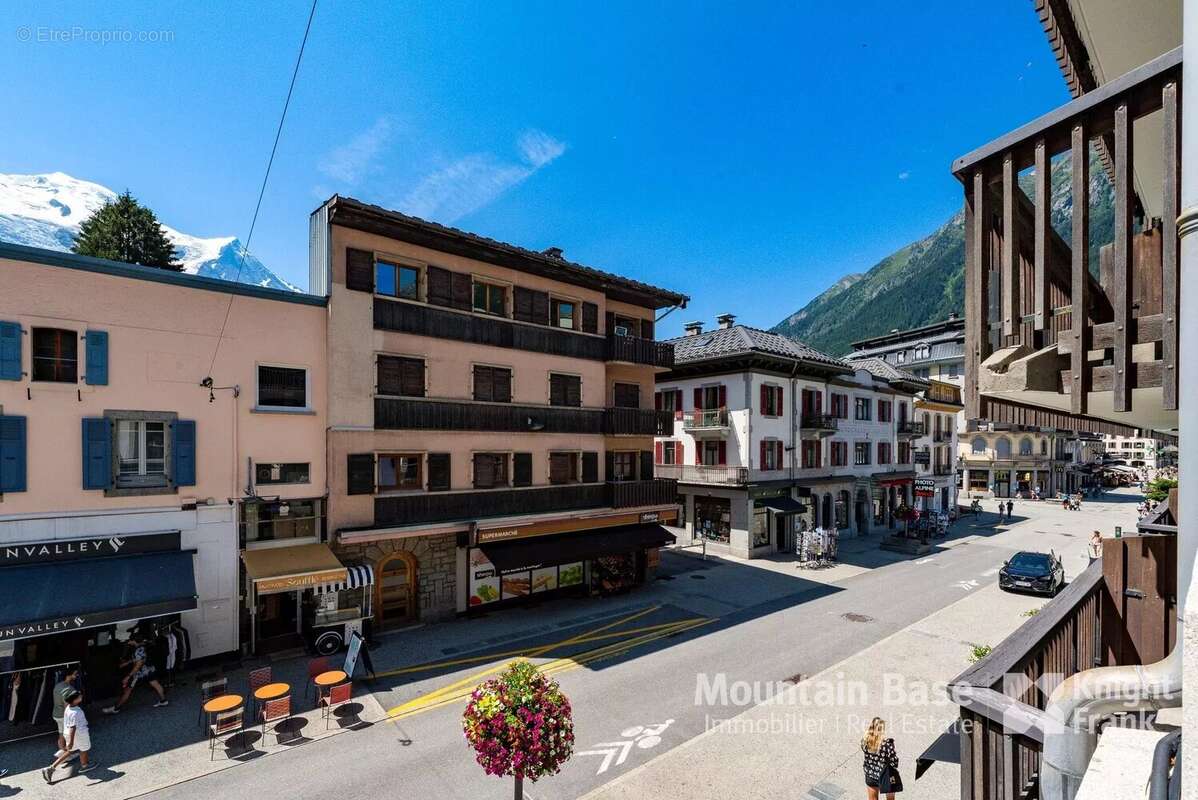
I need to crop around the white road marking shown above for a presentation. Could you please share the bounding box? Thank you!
[578,720,674,774]
[954,579,981,591]
[916,557,935,564]
[981,567,1001,577]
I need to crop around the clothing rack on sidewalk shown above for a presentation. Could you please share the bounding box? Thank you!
[0,659,83,744]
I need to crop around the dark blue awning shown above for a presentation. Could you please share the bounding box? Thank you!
[0,551,197,642]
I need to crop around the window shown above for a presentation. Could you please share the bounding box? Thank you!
[1019,438,1034,456]
[611,451,637,481]
[831,440,848,467]
[116,419,168,487]
[549,373,582,407]
[947,362,961,378]
[878,442,891,465]
[996,437,1012,458]
[971,437,987,454]
[699,440,725,466]
[761,385,783,416]
[255,462,310,485]
[878,401,892,423]
[551,298,576,329]
[761,440,783,470]
[378,454,422,491]
[473,365,513,403]
[914,367,930,380]
[656,389,682,413]
[896,351,906,364]
[699,385,724,410]
[855,397,871,421]
[375,260,420,300]
[377,356,425,397]
[612,315,639,337]
[549,452,580,484]
[473,281,508,316]
[801,440,822,469]
[751,506,770,548]
[258,365,308,409]
[31,328,77,383]
[241,498,324,543]
[898,441,911,464]
[831,393,849,419]
[661,441,679,465]
[613,382,640,408]
[854,442,871,466]
[1042,440,1050,455]
[473,453,509,489]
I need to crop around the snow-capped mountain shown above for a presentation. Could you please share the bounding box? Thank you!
[0,172,298,291]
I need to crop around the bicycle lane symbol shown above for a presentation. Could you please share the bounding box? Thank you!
[577,720,675,775]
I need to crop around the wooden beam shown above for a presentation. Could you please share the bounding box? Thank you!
[1112,104,1133,412]
[1162,81,1180,411]
[1002,154,1020,340]
[1091,361,1164,392]
[965,172,991,419]
[1034,140,1050,338]
[1071,124,1090,414]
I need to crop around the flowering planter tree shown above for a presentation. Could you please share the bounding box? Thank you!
[462,661,575,799]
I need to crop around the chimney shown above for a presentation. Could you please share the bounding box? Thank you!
[542,247,564,260]
[684,321,704,336]
[716,313,736,329]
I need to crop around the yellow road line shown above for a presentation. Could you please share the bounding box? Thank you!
[387,616,714,720]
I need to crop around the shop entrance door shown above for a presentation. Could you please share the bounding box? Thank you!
[376,553,417,629]
[257,589,303,652]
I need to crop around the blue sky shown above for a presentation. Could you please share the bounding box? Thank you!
[1,1,1071,337]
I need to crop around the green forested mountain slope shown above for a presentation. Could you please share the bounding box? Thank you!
[771,148,1114,356]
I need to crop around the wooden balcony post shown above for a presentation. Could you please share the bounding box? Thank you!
[1112,103,1134,412]
[1033,139,1051,341]
[1002,153,1020,341]
[1162,81,1180,410]
[965,170,991,419]
[1070,124,1090,414]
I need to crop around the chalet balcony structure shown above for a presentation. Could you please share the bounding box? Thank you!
[799,412,838,437]
[683,407,730,434]
[955,47,1182,438]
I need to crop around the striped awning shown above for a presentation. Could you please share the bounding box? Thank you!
[314,564,374,594]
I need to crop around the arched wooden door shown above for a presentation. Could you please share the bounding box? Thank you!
[375,552,417,629]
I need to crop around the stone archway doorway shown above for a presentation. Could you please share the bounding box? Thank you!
[375,551,418,629]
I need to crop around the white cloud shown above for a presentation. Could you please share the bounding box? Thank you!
[398,129,566,223]
[898,171,910,180]
[318,116,395,185]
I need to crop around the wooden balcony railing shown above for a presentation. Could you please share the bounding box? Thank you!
[653,464,749,485]
[683,408,729,430]
[954,47,1182,433]
[604,407,675,436]
[375,483,608,526]
[376,397,604,433]
[607,478,677,508]
[606,334,675,367]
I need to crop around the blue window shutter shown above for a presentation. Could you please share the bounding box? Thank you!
[0,415,27,492]
[172,420,196,487]
[81,417,112,490]
[0,321,21,381]
[84,330,109,385]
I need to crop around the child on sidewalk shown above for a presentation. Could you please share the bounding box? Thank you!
[42,690,95,784]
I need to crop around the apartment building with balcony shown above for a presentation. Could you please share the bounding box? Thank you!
[959,426,1068,499]
[1101,433,1175,469]
[911,379,963,512]
[846,314,966,383]
[310,197,686,625]
[0,243,328,679]
[653,319,919,558]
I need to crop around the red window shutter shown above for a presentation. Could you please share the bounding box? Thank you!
[655,441,663,463]
[760,385,768,414]
[718,384,727,408]
[655,391,662,410]
[776,386,783,414]
[815,391,821,414]
[759,440,767,468]
[717,440,727,465]
[775,441,783,466]
[694,387,703,411]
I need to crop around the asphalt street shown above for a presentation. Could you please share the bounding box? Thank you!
[139,491,1138,800]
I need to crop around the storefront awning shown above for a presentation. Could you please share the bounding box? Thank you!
[756,496,807,514]
[242,543,347,594]
[0,551,197,643]
[314,564,375,594]
[480,524,676,573]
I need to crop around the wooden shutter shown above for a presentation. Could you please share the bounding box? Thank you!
[513,452,532,487]
[171,420,197,487]
[581,302,599,334]
[347,453,375,495]
[81,417,111,490]
[345,248,375,293]
[451,272,473,311]
[640,317,654,340]
[718,385,727,408]
[654,391,662,410]
[760,385,768,414]
[565,376,581,408]
[0,415,27,493]
[549,374,564,406]
[426,266,452,307]
[530,290,550,325]
[614,383,639,408]
[582,451,598,483]
[549,453,571,484]
[717,441,727,465]
[760,440,767,468]
[674,390,683,418]
[401,359,425,397]
[605,311,616,336]
[513,287,535,323]
[473,365,493,401]
[0,321,21,381]
[776,386,783,415]
[655,441,663,463]
[639,450,653,480]
[427,453,451,491]
[605,451,615,481]
[493,368,512,403]
[695,444,702,465]
[84,330,108,386]
[776,441,784,468]
[473,453,495,488]
[693,388,703,411]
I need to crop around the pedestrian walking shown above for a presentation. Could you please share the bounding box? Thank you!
[51,666,81,760]
[102,636,168,714]
[43,690,94,784]
[1088,531,1103,562]
[1006,499,1014,519]
[861,717,902,799]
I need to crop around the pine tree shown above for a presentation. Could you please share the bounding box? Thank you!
[72,191,181,271]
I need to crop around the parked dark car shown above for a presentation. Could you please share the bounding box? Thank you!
[999,551,1065,595]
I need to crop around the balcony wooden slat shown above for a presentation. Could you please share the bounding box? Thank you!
[1070,124,1090,414]
[965,171,990,418]
[1033,139,1050,337]
[1001,155,1020,339]
[1112,103,1133,412]
[1089,360,1164,392]
[1162,80,1181,410]
[1086,312,1162,350]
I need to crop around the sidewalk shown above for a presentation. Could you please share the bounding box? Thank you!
[579,580,1045,800]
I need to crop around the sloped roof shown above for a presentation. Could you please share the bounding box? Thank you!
[668,325,852,370]
[852,356,931,387]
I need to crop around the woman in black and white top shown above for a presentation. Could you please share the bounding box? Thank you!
[861,717,899,799]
